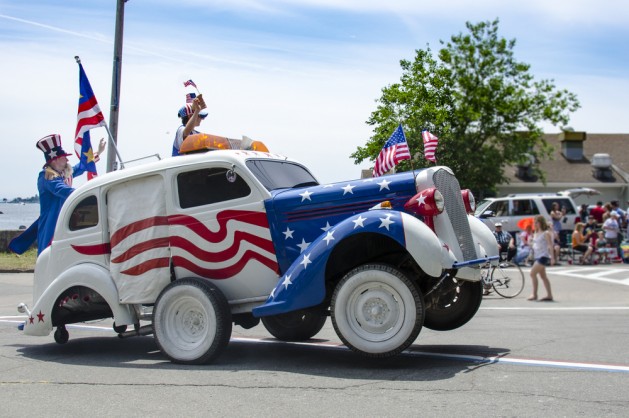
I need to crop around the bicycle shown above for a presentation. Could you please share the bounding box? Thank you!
[480,253,525,298]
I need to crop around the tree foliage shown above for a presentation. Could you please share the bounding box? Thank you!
[351,19,580,196]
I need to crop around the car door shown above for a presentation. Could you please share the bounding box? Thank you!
[167,164,280,303]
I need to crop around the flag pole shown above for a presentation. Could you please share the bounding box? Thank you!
[103,125,125,169]
[106,0,127,172]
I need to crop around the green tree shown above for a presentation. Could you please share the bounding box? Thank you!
[351,19,579,196]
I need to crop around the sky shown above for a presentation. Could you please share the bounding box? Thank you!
[0,0,628,199]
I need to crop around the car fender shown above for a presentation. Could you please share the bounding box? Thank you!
[253,210,447,317]
[22,263,136,337]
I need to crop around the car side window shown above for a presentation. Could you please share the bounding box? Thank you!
[512,199,539,216]
[542,198,576,214]
[69,195,99,231]
[178,167,252,209]
[487,200,509,216]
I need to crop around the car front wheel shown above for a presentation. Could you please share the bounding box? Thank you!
[331,264,424,358]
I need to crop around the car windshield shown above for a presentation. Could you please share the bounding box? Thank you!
[246,159,319,191]
[475,199,493,216]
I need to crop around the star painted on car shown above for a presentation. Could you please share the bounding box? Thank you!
[281,274,293,289]
[379,214,395,230]
[283,227,294,239]
[37,311,45,322]
[299,190,313,201]
[29,316,34,324]
[353,215,366,229]
[378,179,391,191]
[300,253,312,269]
[416,194,427,207]
[297,238,311,253]
[321,221,332,232]
[323,230,335,245]
[342,184,355,195]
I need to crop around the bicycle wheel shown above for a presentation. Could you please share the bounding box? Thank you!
[491,262,525,298]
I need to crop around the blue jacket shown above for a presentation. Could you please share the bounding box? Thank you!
[10,164,85,255]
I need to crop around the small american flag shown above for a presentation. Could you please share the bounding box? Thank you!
[186,92,196,103]
[373,124,411,177]
[422,130,438,163]
[183,79,197,88]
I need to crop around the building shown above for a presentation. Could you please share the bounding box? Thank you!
[499,132,629,206]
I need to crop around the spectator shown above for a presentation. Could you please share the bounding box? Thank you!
[589,201,606,225]
[610,200,626,229]
[172,94,208,156]
[514,223,533,266]
[578,203,589,223]
[493,222,516,261]
[572,222,594,264]
[602,212,621,259]
[528,215,555,302]
[549,202,564,235]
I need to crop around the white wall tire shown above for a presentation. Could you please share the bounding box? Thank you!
[153,278,232,364]
[331,264,424,358]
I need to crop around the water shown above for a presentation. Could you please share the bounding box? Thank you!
[0,203,39,230]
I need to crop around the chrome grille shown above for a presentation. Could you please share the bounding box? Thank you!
[433,169,476,261]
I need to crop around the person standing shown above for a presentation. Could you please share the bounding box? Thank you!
[589,201,606,225]
[602,212,621,260]
[549,202,564,236]
[528,215,555,301]
[172,94,208,156]
[9,134,105,255]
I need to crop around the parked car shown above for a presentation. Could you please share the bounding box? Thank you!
[17,134,498,364]
[475,193,579,244]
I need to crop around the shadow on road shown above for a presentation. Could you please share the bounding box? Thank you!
[13,335,510,381]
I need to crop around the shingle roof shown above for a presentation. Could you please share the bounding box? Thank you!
[504,133,629,184]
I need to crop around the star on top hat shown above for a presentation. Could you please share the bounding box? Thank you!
[36,134,72,165]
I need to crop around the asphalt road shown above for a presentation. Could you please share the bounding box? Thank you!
[1,264,629,417]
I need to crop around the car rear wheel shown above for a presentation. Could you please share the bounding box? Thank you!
[262,310,327,341]
[153,278,232,364]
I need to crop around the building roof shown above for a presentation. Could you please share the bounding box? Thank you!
[504,133,629,185]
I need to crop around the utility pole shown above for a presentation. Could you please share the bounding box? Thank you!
[106,0,127,172]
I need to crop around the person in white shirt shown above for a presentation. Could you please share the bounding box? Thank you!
[528,215,555,302]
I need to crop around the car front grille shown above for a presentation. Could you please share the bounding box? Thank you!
[433,169,476,261]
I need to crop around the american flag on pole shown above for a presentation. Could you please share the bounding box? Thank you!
[183,79,197,88]
[75,62,106,180]
[186,92,196,103]
[421,130,439,163]
[372,124,411,177]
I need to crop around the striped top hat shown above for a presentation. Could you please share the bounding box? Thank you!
[36,134,71,165]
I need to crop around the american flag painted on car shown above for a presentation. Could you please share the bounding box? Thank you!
[253,208,408,317]
[265,171,419,274]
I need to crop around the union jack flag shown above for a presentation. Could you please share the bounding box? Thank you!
[183,79,197,88]
[422,130,439,163]
[372,124,411,177]
[75,63,106,180]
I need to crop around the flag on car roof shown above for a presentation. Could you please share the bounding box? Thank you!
[75,62,106,180]
[422,130,438,163]
[373,124,411,177]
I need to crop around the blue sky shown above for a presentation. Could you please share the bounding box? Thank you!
[1,0,628,199]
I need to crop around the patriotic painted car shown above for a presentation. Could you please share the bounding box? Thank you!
[18,136,499,364]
